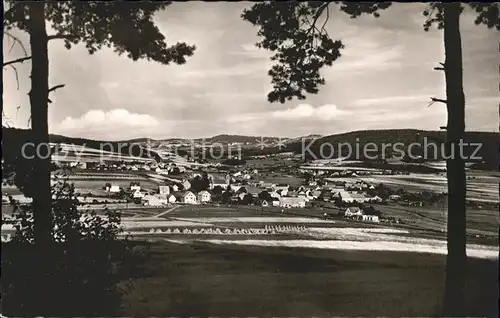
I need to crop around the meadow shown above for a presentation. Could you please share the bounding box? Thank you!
[118,240,498,317]
[373,203,498,238]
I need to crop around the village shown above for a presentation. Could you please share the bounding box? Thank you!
[34,149,455,227]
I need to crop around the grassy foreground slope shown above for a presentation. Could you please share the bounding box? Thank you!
[120,241,498,317]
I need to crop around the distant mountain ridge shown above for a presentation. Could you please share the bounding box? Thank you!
[3,127,498,169]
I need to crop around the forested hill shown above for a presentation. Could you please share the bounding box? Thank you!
[2,127,160,162]
[283,129,498,168]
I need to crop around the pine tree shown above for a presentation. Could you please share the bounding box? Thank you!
[242,2,499,315]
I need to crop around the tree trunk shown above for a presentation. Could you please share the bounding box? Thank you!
[28,3,54,314]
[442,3,467,316]
[29,3,52,243]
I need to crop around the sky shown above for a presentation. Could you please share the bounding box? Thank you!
[3,2,499,140]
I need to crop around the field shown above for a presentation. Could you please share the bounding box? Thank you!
[373,203,499,238]
[119,240,498,317]
[102,204,499,259]
[257,175,304,187]
[325,170,499,202]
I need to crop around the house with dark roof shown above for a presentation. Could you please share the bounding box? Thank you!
[130,181,141,191]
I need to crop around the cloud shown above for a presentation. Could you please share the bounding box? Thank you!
[192,92,265,100]
[58,109,160,132]
[353,94,434,107]
[178,61,270,79]
[228,43,272,60]
[272,104,348,121]
[330,44,404,74]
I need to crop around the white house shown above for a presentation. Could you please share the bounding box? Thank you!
[298,193,310,202]
[158,185,170,196]
[172,184,179,192]
[230,185,242,193]
[273,184,289,196]
[179,191,197,204]
[197,190,211,203]
[345,207,363,218]
[270,191,281,199]
[181,179,191,191]
[132,189,144,199]
[2,195,10,204]
[167,194,177,203]
[279,197,306,208]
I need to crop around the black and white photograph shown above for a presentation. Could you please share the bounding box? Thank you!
[2,1,499,316]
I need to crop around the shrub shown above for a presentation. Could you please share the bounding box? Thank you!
[2,177,141,316]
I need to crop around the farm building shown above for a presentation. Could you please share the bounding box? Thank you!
[389,195,402,201]
[105,183,120,193]
[345,207,363,218]
[197,190,211,203]
[338,190,371,203]
[69,161,87,169]
[142,195,162,206]
[130,182,141,191]
[279,197,306,208]
[9,194,32,204]
[209,174,229,189]
[362,215,380,222]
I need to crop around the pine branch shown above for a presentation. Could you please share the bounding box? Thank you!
[3,56,32,67]
[431,97,447,104]
[47,34,79,41]
[433,62,446,71]
[49,84,66,93]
